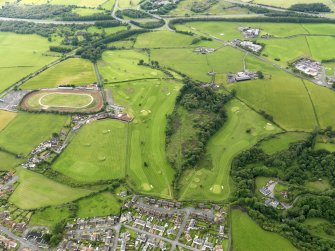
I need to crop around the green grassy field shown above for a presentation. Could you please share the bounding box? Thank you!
[53,119,127,182]
[252,0,335,11]
[98,50,165,83]
[304,218,335,240]
[72,7,104,16]
[0,32,57,93]
[22,58,96,90]
[108,79,181,198]
[77,192,121,218]
[0,151,21,171]
[305,179,331,192]
[0,113,67,155]
[0,110,17,132]
[232,209,298,251]
[260,132,308,154]
[30,206,71,229]
[10,168,91,209]
[87,25,127,35]
[178,98,281,201]
[117,0,141,9]
[228,56,317,131]
[151,46,244,82]
[314,142,335,152]
[20,0,108,7]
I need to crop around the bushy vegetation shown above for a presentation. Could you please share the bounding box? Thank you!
[116,9,150,19]
[289,3,331,13]
[166,79,233,171]
[231,128,335,250]
[190,0,219,13]
[130,19,165,29]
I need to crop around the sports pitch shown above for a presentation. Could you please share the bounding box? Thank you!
[21,89,104,113]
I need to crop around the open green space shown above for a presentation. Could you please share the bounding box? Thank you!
[228,56,317,131]
[305,179,332,192]
[0,110,17,132]
[72,7,104,16]
[22,58,96,90]
[30,206,71,229]
[304,218,335,240]
[252,0,335,11]
[0,151,21,171]
[260,132,308,154]
[232,209,298,251]
[0,113,67,155]
[314,142,335,152]
[53,119,127,182]
[20,0,108,7]
[77,192,121,218]
[10,168,91,209]
[178,98,281,201]
[108,79,181,198]
[0,32,57,93]
[98,50,166,83]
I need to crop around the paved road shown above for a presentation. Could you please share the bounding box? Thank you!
[0,225,38,250]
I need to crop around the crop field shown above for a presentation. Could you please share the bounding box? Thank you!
[178,98,281,201]
[107,79,181,198]
[77,192,121,218]
[20,0,108,7]
[0,33,57,93]
[9,169,91,209]
[0,110,17,132]
[232,210,298,251]
[0,113,67,155]
[21,89,104,113]
[260,132,308,154]
[228,56,317,131]
[22,58,97,90]
[53,119,127,182]
[30,206,71,229]
[98,50,166,83]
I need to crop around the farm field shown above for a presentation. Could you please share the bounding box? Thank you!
[108,79,181,198]
[0,32,57,93]
[228,56,317,131]
[314,142,335,152]
[0,151,21,171]
[20,0,108,7]
[98,50,166,83]
[178,98,281,201]
[72,7,104,16]
[232,209,298,251]
[260,132,309,154]
[252,0,335,11]
[117,0,141,9]
[9,168,91,209]
[22,58,97,90]
[77,192,121,218]
[53,119,127,183]
[0,113,67,155]
[0,110,16,132]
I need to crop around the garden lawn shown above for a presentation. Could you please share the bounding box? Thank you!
[10,168,91,209]
[22,58,96,90]
[53,119,127,182]
[0,113,67,155]
[232,209,298,251]
[77,192,121,218]
[178,98,281,201]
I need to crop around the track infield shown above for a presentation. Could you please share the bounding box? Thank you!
[21,89,104,113]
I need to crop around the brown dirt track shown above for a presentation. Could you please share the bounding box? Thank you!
[21,88,104,113]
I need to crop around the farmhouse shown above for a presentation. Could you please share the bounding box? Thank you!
[194,47,215,54]
[292,58,321,77]
[238,27,260,38]
[234,39,262,53]
[228,71,258,83]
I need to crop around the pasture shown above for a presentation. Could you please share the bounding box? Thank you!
[0,110,16,132]
[228,56,317,131]
[107,79,181,198]
[178,98,281,201]
[30,206,71,229]
[22,58,96,90]
[77,192,121,218]
[0,151,21,171]
[21,89,103,113]
[305,179,332,192]
[9,168,91,209]
[0,32,56,93]
[53,119,127,182]
[252,0,335,11]
[0,113,67,155]
[98,50,165,83]
[260,132,308,154]
[20,0,108,7]
[232,209,297,251]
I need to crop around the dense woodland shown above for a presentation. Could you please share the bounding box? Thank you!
[231,129,335,250]
[288,3,331,13]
